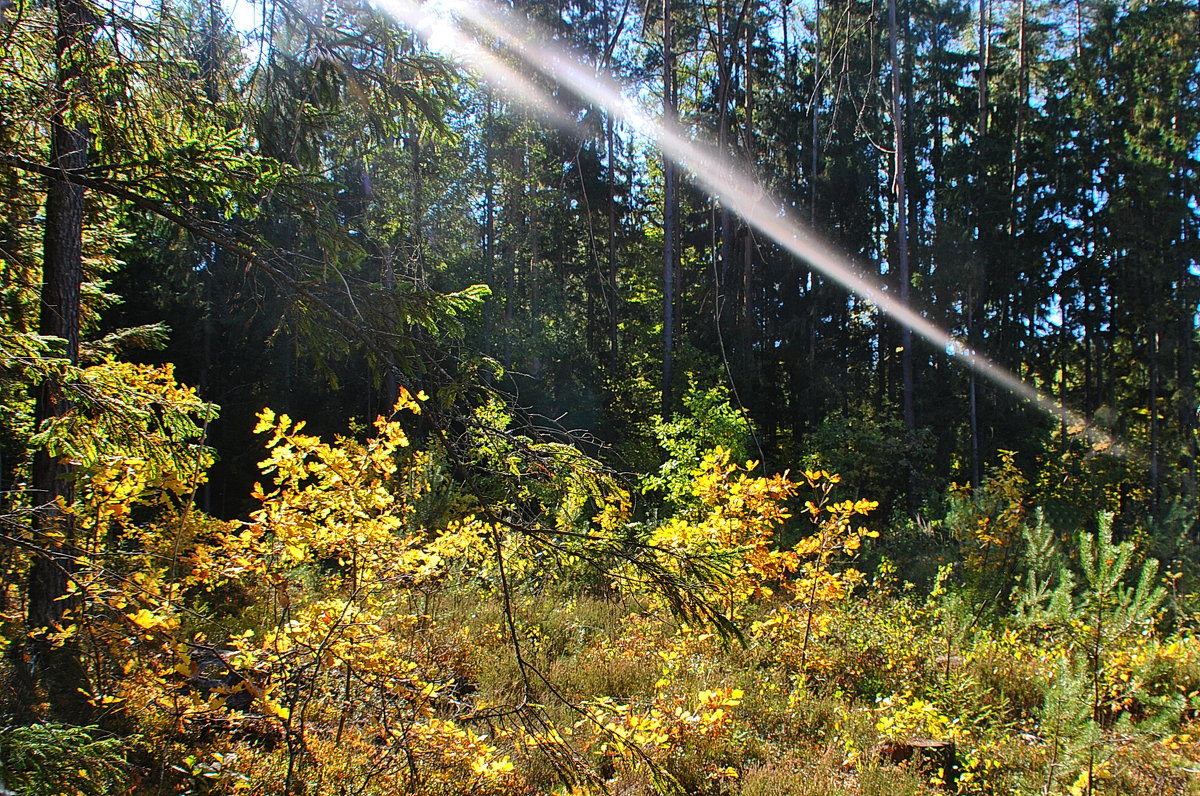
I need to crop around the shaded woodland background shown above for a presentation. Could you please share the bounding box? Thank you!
[4,0,1196,525]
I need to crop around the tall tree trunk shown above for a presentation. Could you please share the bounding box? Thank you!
[382,245,398,404]
[606,113,620,371]
[1008,0,1027,234]
[716,0,734,291]
[716,0,751,294]
[1179,314,1198,513]
[969,0,990,487]
[483,94,496,352]
[740,22,756,370]
[969,349,981,487]
[410,127,425,280]
[888,0,914,438]
[782,0,795,194]
[888,0,915,513]
[201,0,221,104]
[978,0,989,135]
[1074,0,1084,60]
[23,0,94,723]
[662,0,678,416]
[931,8,946,247]
[902,0,919,271]
[810,0,821,226]
[1149,330,1160,518]
[600,0,620,374]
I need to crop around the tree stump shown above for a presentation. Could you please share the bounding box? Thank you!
[876,738,958,790]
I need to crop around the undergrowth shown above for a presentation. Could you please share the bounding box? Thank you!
[2,384,1198,795]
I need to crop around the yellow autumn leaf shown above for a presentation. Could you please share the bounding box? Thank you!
[253,408,276,434]
[126,608,161,629]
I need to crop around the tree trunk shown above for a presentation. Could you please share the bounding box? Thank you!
[978,0,989,136]
[606,111,620,371]
[1008,0,1027,234]
[1149,330,1160,517]
[382,245,398,404]
[810,0,821,225]
[662,0,678,416]
[740,22,756,371]
[23,0,94,723]
[483,93,496,352]
[1180,314,1198,516]
[410,127,425,280]
[716,0,734,291]
[888,0,914,437]
[970,0,990,488]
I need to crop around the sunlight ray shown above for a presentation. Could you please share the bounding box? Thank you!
[374,0,582,129]
[375,0,1123,456]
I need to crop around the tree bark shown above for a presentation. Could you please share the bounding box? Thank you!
[661,0,678,416]
[23,0,94,723]
[970,0,990,488]
[810,0,821,226]
[606,111,620,371]
[888,0,915,513]
[740,21,756,369]
[888,0,914,437]
[1008,0,1027,234]
[1149,330,1160,517]
[978,0,989,136]
[483,93,496,352]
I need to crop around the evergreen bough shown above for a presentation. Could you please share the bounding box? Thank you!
[0,723,128,796]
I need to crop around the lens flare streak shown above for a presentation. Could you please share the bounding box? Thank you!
[373,0,581,129]
[376,0,1122,456]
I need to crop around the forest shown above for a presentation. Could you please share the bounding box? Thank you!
[0,0,1198,792]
